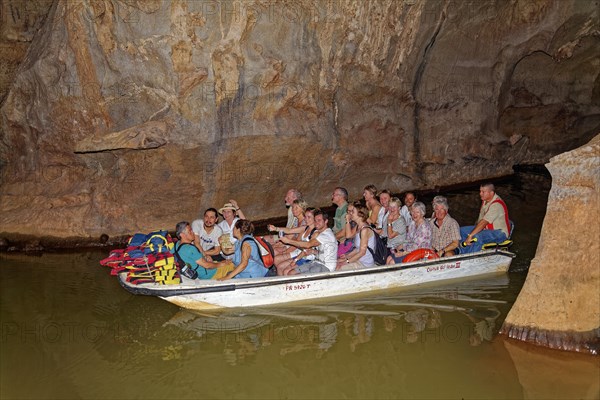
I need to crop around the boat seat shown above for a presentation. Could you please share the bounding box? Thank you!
[482,239,513,250]
[508,220,515,239]
[480,220,515,250]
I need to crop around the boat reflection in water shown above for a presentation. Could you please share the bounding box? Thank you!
[104,273,597,400]
[161,275,509,364]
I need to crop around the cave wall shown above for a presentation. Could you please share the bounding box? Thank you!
[0,0,53,105]
[0,0,598,238]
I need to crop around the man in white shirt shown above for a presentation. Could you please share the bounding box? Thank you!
[280,210,338,274]
[191,208,223,261]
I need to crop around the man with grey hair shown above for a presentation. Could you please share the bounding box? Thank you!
[459,183,510,253]
[331,186,348,241]
[430,196,460,257]
[173,221,232,279]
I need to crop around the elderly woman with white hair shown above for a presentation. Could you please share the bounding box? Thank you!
[381,197,407,250]
[387,201,432,264]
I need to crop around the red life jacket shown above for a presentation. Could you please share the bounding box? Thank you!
[481,198,510,234]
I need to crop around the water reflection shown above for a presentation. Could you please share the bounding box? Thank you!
[464,307,502,346]
[159,275,510,365]
[504,339,600,399]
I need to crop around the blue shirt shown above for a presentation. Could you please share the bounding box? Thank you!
[174,242,216,280]
[233,235,268,279]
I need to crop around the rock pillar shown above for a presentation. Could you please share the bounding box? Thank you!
[500,134,600,354]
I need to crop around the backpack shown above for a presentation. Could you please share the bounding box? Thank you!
[127,230,173,254]
[362,226,390,266]
[242,236,275,268]
[172,242,199,280]
[145,231,173,253]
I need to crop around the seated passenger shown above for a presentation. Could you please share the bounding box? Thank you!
[219,219,269,280]
[272,199,308,256]
[191,208,224,261]
[264,188,303,245]
[363,184,383,229]
[331,187,349,242]
[375,189,392,235]
[279,210,338,275]
[337,201,359,257]
[218,200,246,241]
[459,183,510,254]
[173,221,233,279]
[430,196,460,257]
[387,201,432,264]
[337,204,376,270]
[269,207,318,275]
[400,192,417,232]
[381,197,407,251]
[217,200,246,258]
[285,189,303,228]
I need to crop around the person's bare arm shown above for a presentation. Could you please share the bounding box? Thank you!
[229,199,246,219]
[346,229,370,263]
[219,243,251,280]
[465,219,488,244]
[280,235,320,249]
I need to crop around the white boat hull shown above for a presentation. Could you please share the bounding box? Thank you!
[119,249,515,311]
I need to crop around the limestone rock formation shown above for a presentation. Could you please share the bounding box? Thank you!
[0,0,53,104]
[0,0,598,239]
[500,134,600,354]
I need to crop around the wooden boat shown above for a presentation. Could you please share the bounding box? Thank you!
[118,249,515,311]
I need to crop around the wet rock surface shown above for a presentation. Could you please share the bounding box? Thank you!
[0,0,598,240]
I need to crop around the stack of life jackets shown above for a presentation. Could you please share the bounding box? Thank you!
[99,230,180,285]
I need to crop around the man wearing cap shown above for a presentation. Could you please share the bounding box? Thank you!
[217,200,245,257]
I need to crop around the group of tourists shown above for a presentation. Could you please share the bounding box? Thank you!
[173,200,269,281]
[174,183,511,280]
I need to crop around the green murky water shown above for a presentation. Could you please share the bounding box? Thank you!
[1,170,598,399]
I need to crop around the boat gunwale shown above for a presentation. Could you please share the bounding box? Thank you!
[118,249,515,297]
